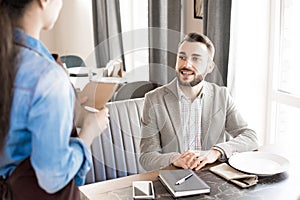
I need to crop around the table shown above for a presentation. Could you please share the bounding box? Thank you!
[79,145,300,200]
[68,67,105,91]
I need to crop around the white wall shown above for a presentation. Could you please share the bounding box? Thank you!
[40,0,94,60]
[40,0,201,62]
[182,0,203,34]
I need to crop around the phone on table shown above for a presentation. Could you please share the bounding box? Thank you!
[132,181,155,199]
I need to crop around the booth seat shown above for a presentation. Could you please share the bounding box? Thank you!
[85,98,145,184]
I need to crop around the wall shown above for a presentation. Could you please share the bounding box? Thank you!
[40,0,201,63]
[182,0,203,34]
[40,0,94,60]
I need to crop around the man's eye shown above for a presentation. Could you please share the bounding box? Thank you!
[192,57,201,62]
[179,55,186,60]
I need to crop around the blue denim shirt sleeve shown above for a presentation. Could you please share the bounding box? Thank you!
[70,138,93,185]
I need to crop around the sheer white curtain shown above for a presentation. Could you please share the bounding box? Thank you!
[119,0,149,82]
[227,0,272,145]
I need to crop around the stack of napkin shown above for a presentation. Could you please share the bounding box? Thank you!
[209,163,258,188]
[105,59,123,77]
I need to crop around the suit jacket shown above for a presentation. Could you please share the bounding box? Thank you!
[139,78,258,171]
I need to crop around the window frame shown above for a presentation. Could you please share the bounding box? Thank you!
[265,0,300,144]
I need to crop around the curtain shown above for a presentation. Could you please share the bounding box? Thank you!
[202,0,232,86]
[227,0,271,144]
[92,0,125,70]
[148,0,182,85]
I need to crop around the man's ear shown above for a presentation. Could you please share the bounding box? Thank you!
[207,61,215,73]
[38,0,50,10]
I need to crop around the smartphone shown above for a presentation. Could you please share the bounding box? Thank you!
[132,181,155,199]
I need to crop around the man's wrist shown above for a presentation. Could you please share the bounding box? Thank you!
[212,146,227,162]
[170,153,181,166]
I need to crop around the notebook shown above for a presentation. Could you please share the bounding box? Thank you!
[158,169,210,198]
[79,78,120,109]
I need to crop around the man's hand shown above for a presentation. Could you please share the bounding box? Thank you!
[172,149,221,170]
[172,150,199,169]
[194,149,221,171]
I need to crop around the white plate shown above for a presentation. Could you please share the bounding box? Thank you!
[228,152,289,176]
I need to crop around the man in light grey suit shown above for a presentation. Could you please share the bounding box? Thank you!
[139,33,258,171]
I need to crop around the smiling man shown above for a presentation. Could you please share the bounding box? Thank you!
[139,32,258,171]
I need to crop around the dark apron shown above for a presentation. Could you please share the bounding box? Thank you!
[0,126,80,200]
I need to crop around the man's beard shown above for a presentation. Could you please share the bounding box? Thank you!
[177,72,204,87]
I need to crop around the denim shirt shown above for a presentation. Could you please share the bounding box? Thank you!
[0,29,92,193]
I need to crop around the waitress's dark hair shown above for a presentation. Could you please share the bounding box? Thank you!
[0,0,33,152]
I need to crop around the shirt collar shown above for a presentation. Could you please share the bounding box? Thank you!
[177,81,206,100]
[14,28,54,61]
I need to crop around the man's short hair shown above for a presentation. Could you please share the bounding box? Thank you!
[179,32,215,59]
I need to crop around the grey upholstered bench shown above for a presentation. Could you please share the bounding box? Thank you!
[85,98,145,184]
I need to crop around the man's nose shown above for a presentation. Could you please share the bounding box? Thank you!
[184,59,193,68]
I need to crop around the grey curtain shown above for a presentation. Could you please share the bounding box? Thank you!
[92,0,125,70]
[148,0,182,85]
[203,0,232,86]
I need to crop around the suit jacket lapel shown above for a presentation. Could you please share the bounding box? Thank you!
[201,82,213,148]
[164,79,184,152]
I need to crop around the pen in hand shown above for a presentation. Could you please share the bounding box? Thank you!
[84,106,100,113]
[175,173,193,185]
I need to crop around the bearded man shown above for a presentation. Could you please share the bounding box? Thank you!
[139,33,258,171]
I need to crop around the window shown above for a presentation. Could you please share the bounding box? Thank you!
[267,0,300,146]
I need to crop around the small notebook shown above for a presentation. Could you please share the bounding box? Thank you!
[79,78,119,109]
[158,170,210,198]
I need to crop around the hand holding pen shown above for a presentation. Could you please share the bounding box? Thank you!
[77,104,110,147]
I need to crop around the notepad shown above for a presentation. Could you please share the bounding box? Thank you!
[158,170,210,198]
[79,78,120,109]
